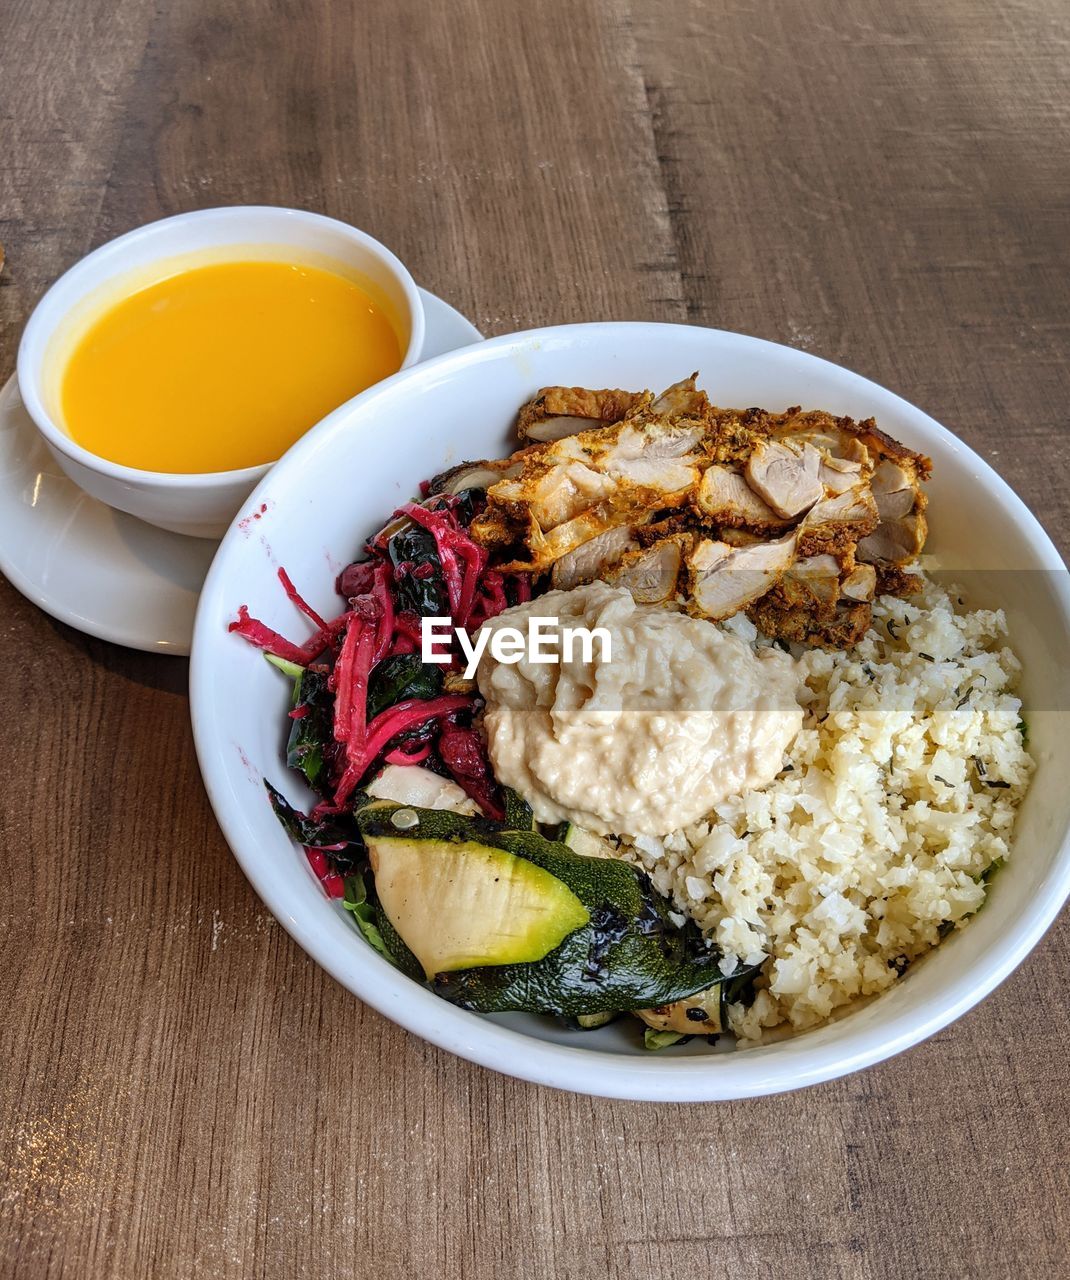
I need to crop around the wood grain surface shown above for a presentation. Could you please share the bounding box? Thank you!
[1,1,1068,1276]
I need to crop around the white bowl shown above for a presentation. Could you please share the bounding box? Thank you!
[190,322,1070,1100]
[17,207,425,539]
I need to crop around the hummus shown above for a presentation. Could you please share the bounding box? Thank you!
[476,583,803,838]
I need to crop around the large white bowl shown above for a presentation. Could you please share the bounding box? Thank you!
[189,323,1070,1101]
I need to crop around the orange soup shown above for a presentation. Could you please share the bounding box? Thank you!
[61,259,402,472]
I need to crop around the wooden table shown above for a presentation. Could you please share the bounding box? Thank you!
[2,1,1067,1275]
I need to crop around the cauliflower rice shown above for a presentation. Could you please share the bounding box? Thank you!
[618,575,1034,1043]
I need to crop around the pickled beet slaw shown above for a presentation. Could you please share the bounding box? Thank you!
[230,491,530,895]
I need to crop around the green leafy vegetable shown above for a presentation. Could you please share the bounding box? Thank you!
[366,653,443,720]
[388,525,449,617]
[265,781,360,853]
[448,488,484,528]
[342,874,395,960]
[286,667,333,790]
[720,966,760,1010]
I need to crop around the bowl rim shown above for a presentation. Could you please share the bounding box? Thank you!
[16,204,426,489]
[190,320,1070,1101]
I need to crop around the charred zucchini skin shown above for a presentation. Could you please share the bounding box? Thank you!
[503,788,536,831]
[355,804,724,1016]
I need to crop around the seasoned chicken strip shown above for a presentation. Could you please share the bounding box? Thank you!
[744,439,824,519]
[516,385,650,442]
[472,409,707,569]
[694,465,790,531]
[604,534,691,604]
[465,375,932,643]
[687,531,798,621]
[550,523,641,590]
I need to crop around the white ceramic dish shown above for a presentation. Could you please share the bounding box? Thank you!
[17,206,426,539]
[0,290,481,654]
[190,322,1070,1101]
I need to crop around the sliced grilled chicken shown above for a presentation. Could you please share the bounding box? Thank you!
[797,484,880,556]
[769,415,864,460]
[516,386,648,442]
[747,544,879,647]
[519,415,603,443]
[855,454,928,566]
[493,454,616,529]
[873,487,916,520]
[550,523,640,590]
[871,457,917,495]
[651,373,709,417]
[818,452,865,495]
[748,588,872,648]
[467,374,932,640]
[744,439,824,519]
[688,531,798,620]
[787,553,842,607]
[592,419,707,492]
[875,564,924,596]
[429,456,527,496]
[487,419,703,525]
[858,512,927,565]
[695,465,788,530]
[604,534,689,604]
[509,505,640,572]
[870,457,920,516]
[841,562,877,601]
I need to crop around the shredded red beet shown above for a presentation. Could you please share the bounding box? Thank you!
[234,487,536,897]
[394,611,423,643]
[384,741,433,765]
[438,722,504,821]
[334,693,472,805]
[467,570,506,630]
[453,538,487,627]
[277,567,328,631]
[229,602,356,665]
[305,847,329,879]
[336,559,376,600]
[399,502,463,617]
[370,562,395,661]
[331,612,376,749]
[482,570,507,610]
[229,606,317,665]
[397,500,489,628]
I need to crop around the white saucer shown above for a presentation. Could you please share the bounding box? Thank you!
[0,288,483,655]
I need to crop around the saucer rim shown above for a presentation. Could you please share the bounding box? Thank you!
[0,286,483,655]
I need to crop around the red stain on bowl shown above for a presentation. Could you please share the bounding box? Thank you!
[238,502,271,536]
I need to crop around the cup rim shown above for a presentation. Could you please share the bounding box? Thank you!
[15,205,426,490]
